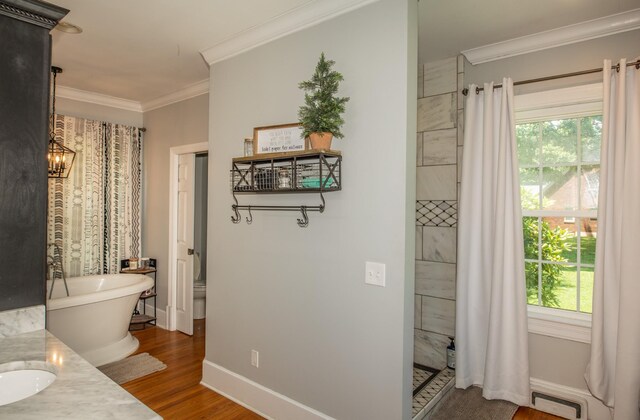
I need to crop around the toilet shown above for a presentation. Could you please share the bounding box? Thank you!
[193,252,206,319]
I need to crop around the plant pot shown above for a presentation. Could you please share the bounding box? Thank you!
[308,132,333,151]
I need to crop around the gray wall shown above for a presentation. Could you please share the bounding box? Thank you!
[206,0,416,418]
[463,30,640,392]
[56,97,143,127]
[465,30,640,93]
[142,94,209,309]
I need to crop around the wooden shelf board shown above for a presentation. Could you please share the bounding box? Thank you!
[130,314,156,324]
[121,268,157,274]
[232,149,341,163]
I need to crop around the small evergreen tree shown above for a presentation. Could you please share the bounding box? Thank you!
[298,53,349,139]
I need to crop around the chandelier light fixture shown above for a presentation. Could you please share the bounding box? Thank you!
[48,66,75,178]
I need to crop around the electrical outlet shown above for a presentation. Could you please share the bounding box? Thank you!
[251,349,259,368]
[365,261,386,287]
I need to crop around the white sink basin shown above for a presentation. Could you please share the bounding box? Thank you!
[0,369,56,406]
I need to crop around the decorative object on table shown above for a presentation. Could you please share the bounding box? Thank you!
[243,138,253,157]
[253,123,305,155]
[48,66,76,178]
[140,257,150,269]
[278,167,291,189]
[298,52,349,151]
[128,257,139,270]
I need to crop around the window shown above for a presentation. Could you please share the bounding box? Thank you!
[514,84,603,341]
[517,116,601,313]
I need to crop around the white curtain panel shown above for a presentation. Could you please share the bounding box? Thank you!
[586,58,640,420]
[456,78,530,405]
[47,116,143,277]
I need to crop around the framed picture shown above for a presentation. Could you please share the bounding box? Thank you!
[253,123,305,155]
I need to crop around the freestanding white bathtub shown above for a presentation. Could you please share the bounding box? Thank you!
[46,274,154,367]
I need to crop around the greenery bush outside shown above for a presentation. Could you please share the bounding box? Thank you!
[523,218,595,313]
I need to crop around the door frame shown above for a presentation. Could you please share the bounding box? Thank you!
[167,141,208,331]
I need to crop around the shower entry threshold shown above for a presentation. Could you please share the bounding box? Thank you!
[412,364,455,419]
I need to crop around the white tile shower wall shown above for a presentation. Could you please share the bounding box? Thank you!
[415,55,462,369]
[424,59,457,97]
[422,129,457,166]
[415,261,455,300]
[417,93,456,132]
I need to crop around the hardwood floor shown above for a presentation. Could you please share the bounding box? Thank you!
[124,321,563,419]
[513,406,565,419]
[124,320,262,419]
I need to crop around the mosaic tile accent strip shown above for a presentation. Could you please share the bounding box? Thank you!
[416,200,457,227]
[413,364,439,396]
[412,367,455,418]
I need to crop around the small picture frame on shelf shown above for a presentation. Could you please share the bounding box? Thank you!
[253,123,305,155]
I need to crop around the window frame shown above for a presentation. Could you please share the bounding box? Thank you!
[514,83,603,343]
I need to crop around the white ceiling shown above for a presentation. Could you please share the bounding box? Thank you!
[51,0,314,102]
[49,0,640,104]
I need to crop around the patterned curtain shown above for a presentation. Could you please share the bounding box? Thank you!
[47,115,143,277]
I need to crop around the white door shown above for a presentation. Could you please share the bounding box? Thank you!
[176,153,195,335]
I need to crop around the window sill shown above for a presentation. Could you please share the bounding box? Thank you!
[527,305,591,343]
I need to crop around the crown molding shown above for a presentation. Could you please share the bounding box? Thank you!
[56,79,210,114]
[462,8,640,65]
[141,79,209,112]
[0,0,68,29]
[56,85,142,112]
[200,0,381,65]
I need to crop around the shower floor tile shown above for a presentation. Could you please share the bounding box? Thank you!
[412,367,455,419]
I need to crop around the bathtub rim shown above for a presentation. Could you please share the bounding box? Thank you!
[46,274,153,311]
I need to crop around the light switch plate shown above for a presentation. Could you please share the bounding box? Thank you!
[365,261,386,287]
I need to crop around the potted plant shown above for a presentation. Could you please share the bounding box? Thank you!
[298,52,349,150]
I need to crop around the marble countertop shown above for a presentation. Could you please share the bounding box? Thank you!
[0,329,161,419]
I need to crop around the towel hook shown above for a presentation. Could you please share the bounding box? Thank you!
[246,206,253,225]
[231,193,241,224]
[297,206,309,228]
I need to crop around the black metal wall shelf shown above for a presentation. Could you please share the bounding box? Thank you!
[230,150,342,227]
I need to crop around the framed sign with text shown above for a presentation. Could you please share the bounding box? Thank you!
[253,123,306,155]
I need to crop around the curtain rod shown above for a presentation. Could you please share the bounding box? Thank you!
[462,59,640,96]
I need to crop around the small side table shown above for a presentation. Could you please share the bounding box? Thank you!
[120,258,157,330]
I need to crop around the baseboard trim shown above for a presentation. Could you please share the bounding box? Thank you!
[201,359,333,420]
[143,303,167,329]
[529,377,611,420]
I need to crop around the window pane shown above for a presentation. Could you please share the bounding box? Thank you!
[542,166,577,210]
[581,116,602,163]
[523,217,539,259]
[580,218,597,266]
[516,123,540,165]
[540,217,574,264]
[525,262,539,306]
[520,168,540,210]
[580,270,594,314]
[580,165,600,210]
[542,120,577,164]
[544,265,577,311]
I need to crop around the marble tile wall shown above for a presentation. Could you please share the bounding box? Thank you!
[0,305,45,337]
[415,56,463,369]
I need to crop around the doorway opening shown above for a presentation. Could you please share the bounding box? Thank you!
[193,153,208,322]
[167,142,208,335]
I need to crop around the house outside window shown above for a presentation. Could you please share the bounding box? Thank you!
[514,83,603,343]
